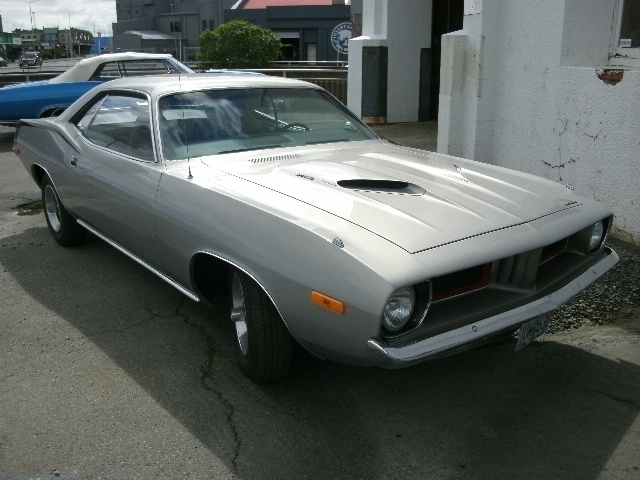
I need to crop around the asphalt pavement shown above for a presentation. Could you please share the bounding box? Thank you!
[1,123,639,479]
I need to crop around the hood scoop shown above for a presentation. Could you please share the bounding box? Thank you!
[337,179,426,195]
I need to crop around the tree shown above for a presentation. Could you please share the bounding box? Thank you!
[199,20,281,68]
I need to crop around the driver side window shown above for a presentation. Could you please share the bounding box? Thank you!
[75,93,154,162]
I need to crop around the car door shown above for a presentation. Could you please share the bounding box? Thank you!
[63,91,165,270]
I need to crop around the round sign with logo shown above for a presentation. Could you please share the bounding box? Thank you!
[331,22,352,55]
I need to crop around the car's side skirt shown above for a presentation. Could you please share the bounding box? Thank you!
[77,219,201,302]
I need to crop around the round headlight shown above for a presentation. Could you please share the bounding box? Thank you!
[383,286,416,332]
[588,220,605,253]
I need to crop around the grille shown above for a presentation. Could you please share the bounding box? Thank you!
[495,249,543,288]
[386,230,603,347]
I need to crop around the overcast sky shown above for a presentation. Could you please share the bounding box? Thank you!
[2,0,117,36]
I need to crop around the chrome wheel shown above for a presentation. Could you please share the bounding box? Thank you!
[231,271,249,357]
[228,268,294,382]
[44,184,61,233]
[40,174,86,247]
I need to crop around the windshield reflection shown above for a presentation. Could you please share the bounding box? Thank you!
[158,88,376,160]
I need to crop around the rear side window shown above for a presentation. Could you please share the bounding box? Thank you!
[90,62,121,81]
[75,93,154,162]
[90,59,173,81]
[120,59,172,76]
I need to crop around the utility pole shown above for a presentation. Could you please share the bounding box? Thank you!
[68,9,84,58]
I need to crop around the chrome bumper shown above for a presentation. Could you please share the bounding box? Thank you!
[367,247,619,368]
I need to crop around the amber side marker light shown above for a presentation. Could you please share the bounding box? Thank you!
[310,291,346,314]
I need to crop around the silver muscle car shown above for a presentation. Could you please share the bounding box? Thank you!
[13,74,618,383]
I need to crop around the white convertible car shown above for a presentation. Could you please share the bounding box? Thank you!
[0,52,193,126]
[13,74,618,382]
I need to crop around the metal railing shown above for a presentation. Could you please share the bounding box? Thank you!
[188,63,348,103]
[0,62,349,104]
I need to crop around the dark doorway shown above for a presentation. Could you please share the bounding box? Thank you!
[280,38,300,61]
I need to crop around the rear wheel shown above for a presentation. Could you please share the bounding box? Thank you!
[229,270,293,383]
[42,175,85,246]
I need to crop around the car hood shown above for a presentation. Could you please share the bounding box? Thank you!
[206,141,579,253]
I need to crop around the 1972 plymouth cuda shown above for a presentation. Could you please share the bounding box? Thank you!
[13,74,618,382]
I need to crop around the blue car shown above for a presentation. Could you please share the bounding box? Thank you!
[0,52,193,126]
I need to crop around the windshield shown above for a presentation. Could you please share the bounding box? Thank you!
[158,88,377,160]
[167,57,194,74]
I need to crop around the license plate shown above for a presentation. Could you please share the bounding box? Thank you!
[515,313,552,351]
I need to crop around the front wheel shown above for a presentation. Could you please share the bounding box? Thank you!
[229,270,293,383]
[42,175,85,246]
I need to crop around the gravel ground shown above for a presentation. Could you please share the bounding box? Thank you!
[549,237,640,333]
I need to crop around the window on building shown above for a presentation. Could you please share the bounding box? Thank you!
[202,20,214,31]
[612,0,640,66]
[620,0,640,47]
[171,22,182,33]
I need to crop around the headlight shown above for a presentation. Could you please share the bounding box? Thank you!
[570,218,610,255]
[383,286,416,332]
[588,220,605,253]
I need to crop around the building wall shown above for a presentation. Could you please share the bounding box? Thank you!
[385,0,431,122]
[347,0,432,122]
[437,0,640,244]
[224,5,351,62]
[113,1,338,59]
[347,0,387,119]
[92,37,112,54]
[114,0,231,51]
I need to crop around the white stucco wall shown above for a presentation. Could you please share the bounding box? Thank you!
[347,0,431,122]
[437,15,483,159]
[347,0,388,118]
[385,0,431,122]
[438,0,640,244]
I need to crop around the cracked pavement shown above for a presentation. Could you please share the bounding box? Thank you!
[1,125,639,479]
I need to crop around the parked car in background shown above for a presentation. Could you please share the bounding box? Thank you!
[0,57,7,67]
[0,52,193,126]
[18,52,43,67]
[13,74,618,383]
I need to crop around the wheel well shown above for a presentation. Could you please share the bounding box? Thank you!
[191,253,232,305]
[31,164,47,189]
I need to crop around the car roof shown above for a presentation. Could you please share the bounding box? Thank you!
[51,52,187,83]
[58,73,323,122]
[91,73,320,97]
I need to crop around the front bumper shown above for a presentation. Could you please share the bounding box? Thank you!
[367,246,619,367]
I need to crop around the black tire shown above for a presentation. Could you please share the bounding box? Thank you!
[41,175,85,246]
[229,270,293,383]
